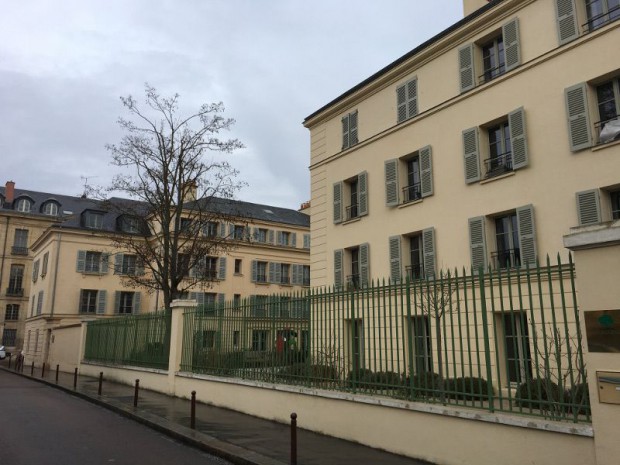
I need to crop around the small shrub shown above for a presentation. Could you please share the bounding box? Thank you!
[347,368,375,389]
[445,377,493,401]
[373,371,402,387]
[402,372,442,398]
[515,378,566,411]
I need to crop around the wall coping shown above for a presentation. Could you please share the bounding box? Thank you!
[564,221,620,250]
[177,371,594,438]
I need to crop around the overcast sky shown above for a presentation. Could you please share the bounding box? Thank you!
[0,1,463,211]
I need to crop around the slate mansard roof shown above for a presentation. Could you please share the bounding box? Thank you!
[0,186,309,232]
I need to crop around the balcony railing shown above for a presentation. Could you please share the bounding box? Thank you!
[582,6,620,32]
[479,64,506,84]
[6,287,24,297]
[491,248,521,269]
[346,204,359,221]
[484,151,513,178]
[11,246,28,255]
[405,264,425,280]
[595,116,620,145]
[347,274,361,290]
[402,183,421,203]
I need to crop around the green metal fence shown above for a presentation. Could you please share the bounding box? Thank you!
[84,312,170,369]
[180,255,590,423]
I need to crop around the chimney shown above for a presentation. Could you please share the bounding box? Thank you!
[5,180,15,204]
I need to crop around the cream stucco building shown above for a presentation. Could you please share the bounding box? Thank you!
[304,0,620,288]
[0,183,309,364]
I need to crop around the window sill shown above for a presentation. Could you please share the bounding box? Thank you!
[342,216,362,226]
[279,283,293,287]
[479,170,515,185]
[234,273,243,277]
[255,281,270,286]
[397,198,423,210]
[82,271,105,276]
[592,138,620,152]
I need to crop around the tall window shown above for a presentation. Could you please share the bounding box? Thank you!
[347,178,359,220]
[203,221,218,238]
[408,235,423,280]
[233,225,245,240]
[118,292,134,314]
[481,36,505,82]
[80,290,98,313]
[234,259,242,274]
[611,190,620,219]
[486,121,512,176]
[85,251,103,273]
[8,265,24,295]
[410,316,432,374]
[256,261,267,283]
[586,0,620,31]
[12,229,28,255]
[500,312,532,384]
[255,228,268,243]
[5,304,19,321]
[302,265,310,286]
[120,254,137,275]
[596,78,620,144]
[205,257,218,279]
[494,213,520,269]
[252,330,269,351]
[42,252,49,277]
[2,328,16,346]
[348,247,360,289]
[403,157,421,203]
[280,263,290,284]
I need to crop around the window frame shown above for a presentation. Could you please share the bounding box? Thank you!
[80,289,98,314]
[5,304,19,321]
[15,197,32,213]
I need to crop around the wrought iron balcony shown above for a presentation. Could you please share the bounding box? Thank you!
[595,115,620,145]
[582,6,620,32]
[11,246,28,255]
[479,64,506,84]
[402,183,421,203]
[405,264,425,280]
[484,151,513,178]
[491,248,521,270]
[6,287,24,297]
[346,204,359,221]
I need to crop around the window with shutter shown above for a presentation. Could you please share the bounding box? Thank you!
[565,83,592,151]
[303,234,310,249]
[385,159,399,207]
[359,243,370,288]
[576,189,602,225]
[419,146,433,198]
[459,44,475,93]
[342,110,359,150]
[334,249,344,288]
[396,77,418,123]
[358,171,368,217]
[463,127,481,184]
[333,182,343,224]
[469,216,487,271]
[516,205,537,268]
[388,236,402,283]
[555,0,579,44]
[508,107,528,170]
[422,227,436,279]
[502,18,521,72]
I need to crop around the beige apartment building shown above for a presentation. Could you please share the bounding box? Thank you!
[304,0,620,288]
[0,182,309,363]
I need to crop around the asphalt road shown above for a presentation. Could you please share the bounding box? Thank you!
[0,371,232,465]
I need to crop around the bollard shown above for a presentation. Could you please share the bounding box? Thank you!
[73,367,78,390]
[190,391,196,429]
[133,379,140,407]
[56,365,59,384]
[290,412,298,465]
[8,354,11,369]
[31,361,35,376]
[41,363,45,378]
[98,372,103,396]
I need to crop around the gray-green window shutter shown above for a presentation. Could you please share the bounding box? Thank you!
[114,291,120,314]
[114,253,122,275]
[565,83,592,152]
[422,227,436,279]
[576,189,601,225]
[458,43,475,93]
[334,249,344,288]
[388,236,402,283]
[76,250,86,272]
[269,262,276,283]
[229,224,235,237]
[218,257,227,280]
[358,171,368,216]
[333,181,343,224]
[463,127,480,183]
[468,217,487,271]
[268,229,275,244]
[251,260,258,282]
[349,111,358,146]
[252,227,259,241]
[502,18,520,72]
[516,205,537,268]
[360,243,370,288]
[101,253,110,274]
[509,107,528,170]
[396,83,407,123]
[397,78,418,123]
[219,222,226,237]
[303,234,310,249]
[291,233,297,248]
[37,291,44,315]
[419,145,434,197]
[274,263,282,284]
[98,290,107,314]
[133,292,141,314]
[555,0,579,45]
[385,159,399,207]
[342,114,350,149]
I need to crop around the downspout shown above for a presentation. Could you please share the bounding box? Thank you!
[0,216,10,291]
[50,232,62,317]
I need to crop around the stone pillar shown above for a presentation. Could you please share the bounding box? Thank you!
[167,299,196,395]
[564,221,620,465]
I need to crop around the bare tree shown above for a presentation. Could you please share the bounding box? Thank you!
[103,85,245,311]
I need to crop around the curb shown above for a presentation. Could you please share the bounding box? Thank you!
[1,367,285,465]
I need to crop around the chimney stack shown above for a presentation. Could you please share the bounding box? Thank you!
[5,180,15,204]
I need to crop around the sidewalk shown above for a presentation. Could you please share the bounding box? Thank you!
[0,363,432,465]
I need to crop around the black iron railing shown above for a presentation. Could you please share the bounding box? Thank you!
[346,204,359,221]
[484,151,513,177]
[402,183,422,203]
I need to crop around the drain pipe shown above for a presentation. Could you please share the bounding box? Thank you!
[0,216,10,294]
[50,232,62,317]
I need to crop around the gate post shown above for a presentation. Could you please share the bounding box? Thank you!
[167,299,196,396]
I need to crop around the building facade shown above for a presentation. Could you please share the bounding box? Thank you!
[304,0,620,288]
[0,182,309,363]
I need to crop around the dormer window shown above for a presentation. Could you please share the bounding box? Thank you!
[42,201,60,216]
[16,197,32,213]
[83,210,104,229]
[118,215,142,234]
